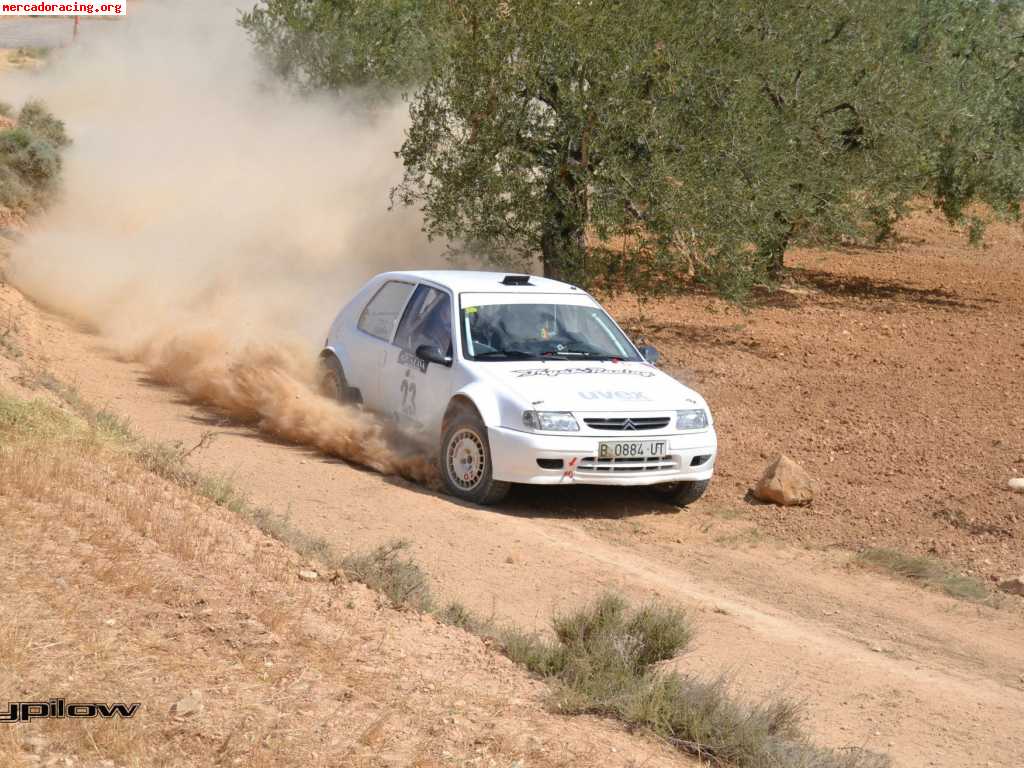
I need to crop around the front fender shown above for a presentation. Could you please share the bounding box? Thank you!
[451,380,511,428]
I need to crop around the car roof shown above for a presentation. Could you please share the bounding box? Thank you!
[375,270,585,295]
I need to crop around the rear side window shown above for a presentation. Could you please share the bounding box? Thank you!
[357,281,415,341]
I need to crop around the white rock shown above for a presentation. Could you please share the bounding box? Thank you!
[298,569,319,582]
[172,691,203,717]
[1007,478,1024,493]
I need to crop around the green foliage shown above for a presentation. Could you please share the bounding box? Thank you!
[0,100,71,212]
[2,130,61,188]
[239,0,443,90]
[246,0,1024,298]
[435,600,488,632]
[18,100,70,148]
[0,165,31,210]
[0,393,81,443]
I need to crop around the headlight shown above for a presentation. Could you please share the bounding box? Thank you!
[676,409,709,430]
[522,411,580,432]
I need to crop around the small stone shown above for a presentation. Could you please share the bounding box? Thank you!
[172,690,204,717]
[298,569,319,582]
[1007,478,1024,493]
[752,454,815,506]
[997,576,1024,596]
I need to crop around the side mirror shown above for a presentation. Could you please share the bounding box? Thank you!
[638,345,660,364]
[416,344,452,367]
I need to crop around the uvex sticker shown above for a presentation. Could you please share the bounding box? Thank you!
[578,391,653,401]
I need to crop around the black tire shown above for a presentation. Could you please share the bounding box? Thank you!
[650,478,710,507]
[440,408,510,505]
[318,354,359,405]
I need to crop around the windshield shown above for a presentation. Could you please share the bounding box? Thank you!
[460,302,641,361]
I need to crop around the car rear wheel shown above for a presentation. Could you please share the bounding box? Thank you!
[318,355,359,405]
[650,478,710,507]
[441,409,510,505]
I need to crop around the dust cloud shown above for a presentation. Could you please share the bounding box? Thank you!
[6,0,445,484]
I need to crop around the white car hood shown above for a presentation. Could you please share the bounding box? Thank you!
[475,360,705,412]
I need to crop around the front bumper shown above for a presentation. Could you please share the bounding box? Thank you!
[488,426,717,486]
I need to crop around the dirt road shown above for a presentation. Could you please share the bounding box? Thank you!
[3,248,1022,767]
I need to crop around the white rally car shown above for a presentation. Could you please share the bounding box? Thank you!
[319,271,717,506]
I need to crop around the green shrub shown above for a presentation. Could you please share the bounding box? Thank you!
[0,100,70,212]
[436,601,492,634]
[498,627,569,677]
[17,100,70,148]
[9,137,61,189]
[0,164,31,210]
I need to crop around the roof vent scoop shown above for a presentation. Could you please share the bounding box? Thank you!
[501,274,532,286]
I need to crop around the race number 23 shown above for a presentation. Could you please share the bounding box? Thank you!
[400,377,417,415]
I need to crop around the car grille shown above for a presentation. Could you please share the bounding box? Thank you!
[583,416,671,431]
[577,456,678,474]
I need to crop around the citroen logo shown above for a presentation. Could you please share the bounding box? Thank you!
[622,418,637,431]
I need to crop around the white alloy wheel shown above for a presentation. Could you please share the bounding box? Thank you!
[447,428,486,491]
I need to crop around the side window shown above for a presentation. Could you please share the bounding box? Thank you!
[357,281,415,341]
[394,285,452,353]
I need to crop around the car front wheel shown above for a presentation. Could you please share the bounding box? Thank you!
[650,478,710,507]
[440,409,510,505]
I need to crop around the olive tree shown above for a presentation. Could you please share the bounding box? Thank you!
[243,0,1024,296]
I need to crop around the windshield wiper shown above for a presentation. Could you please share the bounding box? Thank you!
[543,349,621,360]
[473,349,541,360]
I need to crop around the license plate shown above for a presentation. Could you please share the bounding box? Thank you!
[598,440,667,459]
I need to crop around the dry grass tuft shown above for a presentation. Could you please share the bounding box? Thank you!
[341,540,435,612]
[856,548,993,604]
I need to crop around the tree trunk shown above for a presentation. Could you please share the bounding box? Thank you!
[540,163,588,283]
[760,216,794,279]
[765,239,787,278]
[541,218,586,282]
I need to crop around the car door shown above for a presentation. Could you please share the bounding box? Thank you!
[381,283,454,435]
[345,279,416,410]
